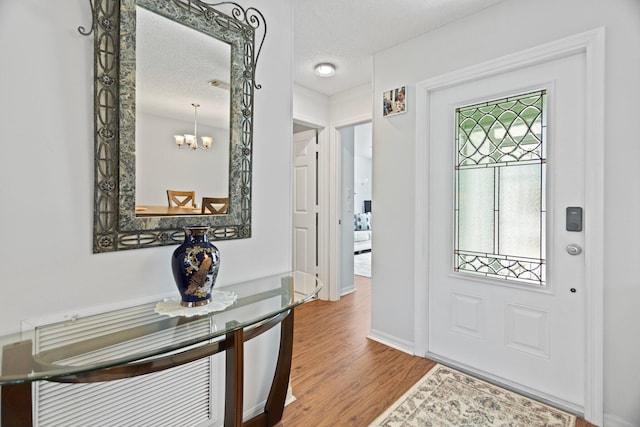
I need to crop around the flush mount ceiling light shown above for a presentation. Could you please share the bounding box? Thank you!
[314,63,335,77]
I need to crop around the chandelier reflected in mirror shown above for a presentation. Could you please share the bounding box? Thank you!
[173,103,213,150]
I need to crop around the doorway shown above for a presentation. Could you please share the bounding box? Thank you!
[352,124,372,279]
[292,125,318,278]
[427,58,587,410]
[338,122,372,294]
[414,30,605,422]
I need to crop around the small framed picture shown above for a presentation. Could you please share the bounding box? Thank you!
[383,86,406,117]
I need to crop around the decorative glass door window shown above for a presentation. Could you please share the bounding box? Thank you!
[454,90,547,285]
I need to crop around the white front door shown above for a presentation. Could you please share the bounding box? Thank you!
[427,52,586,411]
[293,129,317,275]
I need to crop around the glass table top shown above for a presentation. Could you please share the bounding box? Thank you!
[0,271,322,385]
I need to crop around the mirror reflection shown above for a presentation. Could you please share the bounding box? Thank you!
[92,0,264,252]
[135,6,230,217]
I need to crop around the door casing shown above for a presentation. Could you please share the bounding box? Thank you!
[414,28,605,425]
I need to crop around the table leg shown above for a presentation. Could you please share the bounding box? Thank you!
[264,309,294,426]
[243,309,295,427]
[225,328,244,427]
[1,340,33,427]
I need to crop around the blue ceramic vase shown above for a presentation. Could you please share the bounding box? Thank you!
[171,226,220,307]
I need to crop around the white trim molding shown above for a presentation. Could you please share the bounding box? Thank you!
[414,28,605,425]
[368,330,415,356]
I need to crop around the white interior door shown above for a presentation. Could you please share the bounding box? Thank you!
[427,52,586,411]
[293,129,317,275]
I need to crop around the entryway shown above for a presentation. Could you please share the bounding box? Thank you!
[414,30,604,422]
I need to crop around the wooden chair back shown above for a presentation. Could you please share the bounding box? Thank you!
[201,197,229,214]
[166,190,196,207]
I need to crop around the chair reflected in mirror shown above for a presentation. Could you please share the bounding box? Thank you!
[201,197,229,215]
[167,190,196,208]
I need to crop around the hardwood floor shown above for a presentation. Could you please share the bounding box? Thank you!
[279,275,434,426]
[278,275,595,427]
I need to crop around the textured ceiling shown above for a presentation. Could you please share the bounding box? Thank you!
[137,7,231,127]
[293,0,505,96]
[138,0,507,126]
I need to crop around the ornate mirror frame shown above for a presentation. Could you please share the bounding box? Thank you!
[89,0,265,252]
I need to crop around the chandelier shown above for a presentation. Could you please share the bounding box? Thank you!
[173,103,213,150]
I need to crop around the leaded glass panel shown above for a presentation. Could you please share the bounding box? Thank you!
[454,90,546,285]
[458,168,494,253]
[499,164,541,258]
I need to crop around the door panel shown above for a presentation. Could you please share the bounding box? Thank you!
[293,130,317,275]
[428,53,586,408]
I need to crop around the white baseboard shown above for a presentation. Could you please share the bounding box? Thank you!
[285,386,297,406]
[340,287,356,297]
[367,329,415,355]
[604,413,638,427]
[242,385,295,425]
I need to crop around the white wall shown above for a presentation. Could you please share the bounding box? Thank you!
[329,83,372,125]
[353,155,371,214]
[354,123,372,214]
[293,84,330,127]
[0,0,293,421]
[371,0,640,425]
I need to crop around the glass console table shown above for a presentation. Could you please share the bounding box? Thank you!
[0,271,322,427]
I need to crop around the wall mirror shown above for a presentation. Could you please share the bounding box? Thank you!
[90,0,265,252]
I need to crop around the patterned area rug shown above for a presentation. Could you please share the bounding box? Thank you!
[354,251,371,277]
[370,364,576,427]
